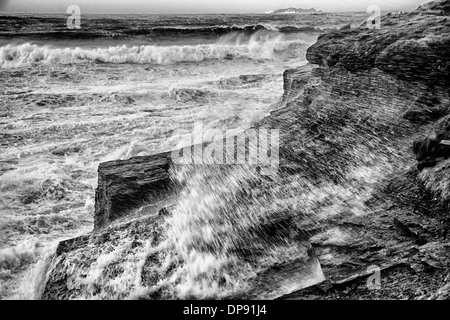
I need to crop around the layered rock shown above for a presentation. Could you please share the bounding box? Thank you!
[94,152,175,230]
[42,0,450,300]
[306,0,450,86]
[413,114,450,170]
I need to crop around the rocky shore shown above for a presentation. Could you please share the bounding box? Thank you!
[41,0,450,300]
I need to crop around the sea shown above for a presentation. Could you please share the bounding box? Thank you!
[0,12,367,299]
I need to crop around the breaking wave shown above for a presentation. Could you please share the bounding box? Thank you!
[0,32,307,68]
[123,24,326,36]
[0,18,326,40]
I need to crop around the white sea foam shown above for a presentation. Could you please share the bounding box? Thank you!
[0,32,305,68]
[8,242,58,300]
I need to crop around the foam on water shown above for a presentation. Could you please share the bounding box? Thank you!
[8,241,58,300]
[0,59,286,299]
[0,31,307,68]
[0,12,366,299]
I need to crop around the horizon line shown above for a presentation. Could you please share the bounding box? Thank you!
[0,9,397,15]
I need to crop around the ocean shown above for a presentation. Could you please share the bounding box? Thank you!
[0,12,366,299]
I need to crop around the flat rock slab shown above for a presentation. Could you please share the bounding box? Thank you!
[94,152,175,230]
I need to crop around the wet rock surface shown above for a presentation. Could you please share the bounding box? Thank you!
[306,0,450,86]
[94,152,175,230]
[42,0,450,300]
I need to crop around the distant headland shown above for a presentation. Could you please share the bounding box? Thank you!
[269,7,321,14]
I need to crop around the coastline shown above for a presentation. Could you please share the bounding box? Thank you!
[40,0,450,300]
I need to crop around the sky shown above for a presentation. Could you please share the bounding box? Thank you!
[1,0,428,14]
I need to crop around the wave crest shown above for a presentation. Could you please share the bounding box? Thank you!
[0,32,306,68]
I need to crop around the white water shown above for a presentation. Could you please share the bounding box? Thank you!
[0,27,318,298]
[0,31,308,68]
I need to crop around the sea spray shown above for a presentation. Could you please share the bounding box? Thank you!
[0,35,305,68]
[0,11,368,300]
[154,151,317,299]
[30,141,390,299]
[10,242,58,300]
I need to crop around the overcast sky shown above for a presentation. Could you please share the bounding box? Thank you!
[1,0,428,14]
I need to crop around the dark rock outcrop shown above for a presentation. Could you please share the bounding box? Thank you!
[42,214,166,300]
[281,65,314,106]
[94,152,175,230]
[273,8,317,14]
[413,114,450,170]
[306,0,450,86]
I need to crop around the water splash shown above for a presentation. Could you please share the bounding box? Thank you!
[0,35,305,68]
